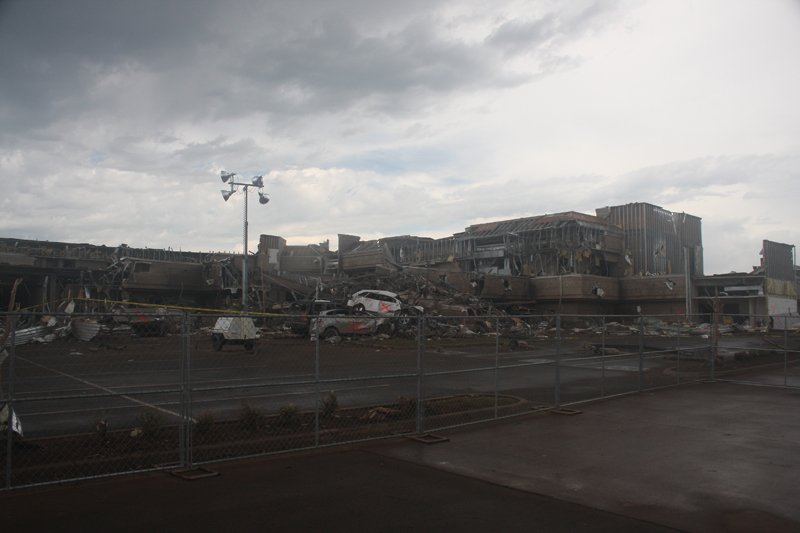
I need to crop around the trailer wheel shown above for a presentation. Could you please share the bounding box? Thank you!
[212,334,225,351]
[244,340,255,351]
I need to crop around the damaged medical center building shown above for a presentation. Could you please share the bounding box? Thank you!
[1,202,797,326]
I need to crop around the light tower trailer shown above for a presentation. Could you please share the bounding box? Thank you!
[211,316,259,351]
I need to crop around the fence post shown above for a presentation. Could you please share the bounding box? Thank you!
[555,315,561,408]
[784,326,788,387]
[179,311,187,469]
[710,312,716,381]
[638,315,644,393]
[186,312,194,467]
[601,316,606,398]
[5,316,16,489]
[494,317,499,419]
[676,319,681,385]
[416,316,426,434]
[315,313,320,448]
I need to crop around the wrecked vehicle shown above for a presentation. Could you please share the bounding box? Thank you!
[212,316,259,351]
[127,308,180,337]
[284,299,335,334]
[432,304,493,334]
[311,309,389,339]
[347,290,422,315]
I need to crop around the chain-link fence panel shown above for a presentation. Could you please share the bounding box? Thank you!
[708,315,800,388]
[420,315,552,431]
[1,311,185,489]
[314,314,420,445]
[186,313,319,464]
[638,315,714,390]
[554,315,715,404]
[555,315,638,404]
[6,307,793,489]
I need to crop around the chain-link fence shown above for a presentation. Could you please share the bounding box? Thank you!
[1,310,797,489]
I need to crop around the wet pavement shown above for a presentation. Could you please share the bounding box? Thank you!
[2,381,799,532]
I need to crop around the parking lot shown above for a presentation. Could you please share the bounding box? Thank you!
[3,312,797,490]
[6,325,712,439]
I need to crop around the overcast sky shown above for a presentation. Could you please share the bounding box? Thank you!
[1,0,798,275]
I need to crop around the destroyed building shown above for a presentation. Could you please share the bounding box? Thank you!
[694,240,799,328]
[0,202,797,324]
[0,239,222,311]
[336,204,703,316]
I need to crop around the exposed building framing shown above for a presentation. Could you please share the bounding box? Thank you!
[2,202,797,324]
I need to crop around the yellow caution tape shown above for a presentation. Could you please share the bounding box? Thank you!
[16,297,285,316]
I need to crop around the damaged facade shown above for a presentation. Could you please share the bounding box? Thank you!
[694,240,798,327]
[335,204,702,316]
[1,202,797,325]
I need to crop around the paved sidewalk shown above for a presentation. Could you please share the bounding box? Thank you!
[0,447,678,533]
[1,381,798,532]
[374,381,800,532]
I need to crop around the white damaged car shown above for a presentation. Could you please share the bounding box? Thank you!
[346,290,422,315]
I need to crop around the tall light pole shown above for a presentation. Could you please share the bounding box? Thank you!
[220,170,270,314]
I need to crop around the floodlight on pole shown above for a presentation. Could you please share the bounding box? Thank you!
[217,169,270,314]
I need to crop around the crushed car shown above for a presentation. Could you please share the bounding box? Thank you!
[285,299,336,334]
[127,307,180,337]
[311,309,390,340]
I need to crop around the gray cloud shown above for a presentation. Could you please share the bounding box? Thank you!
[607,154,795,205]
[486,1,622,55]
[0,0,623,143]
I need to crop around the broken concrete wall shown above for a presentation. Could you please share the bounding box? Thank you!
[337,234,388,273]
[279,248,323,275]
[120,259,208,291]
[435,271,532,301]
[530,274,619,301]
[381,236,439,265]
[338,234,361,254]
[340,247,387,271]
[619,276,687,300]
[616,276,690,317]
[338,239,389,272]
[0,253,36,267]
[439,271,478,296]
[766,296,800,329]
[478,275,532,301]
[257,234,285,273]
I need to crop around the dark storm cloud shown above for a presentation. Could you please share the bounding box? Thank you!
[236,15,508,117]
[0,0,218,132]
[0,0,620,143]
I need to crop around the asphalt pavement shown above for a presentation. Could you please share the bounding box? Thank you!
[11,331,702,437]
[2,380,799,533]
